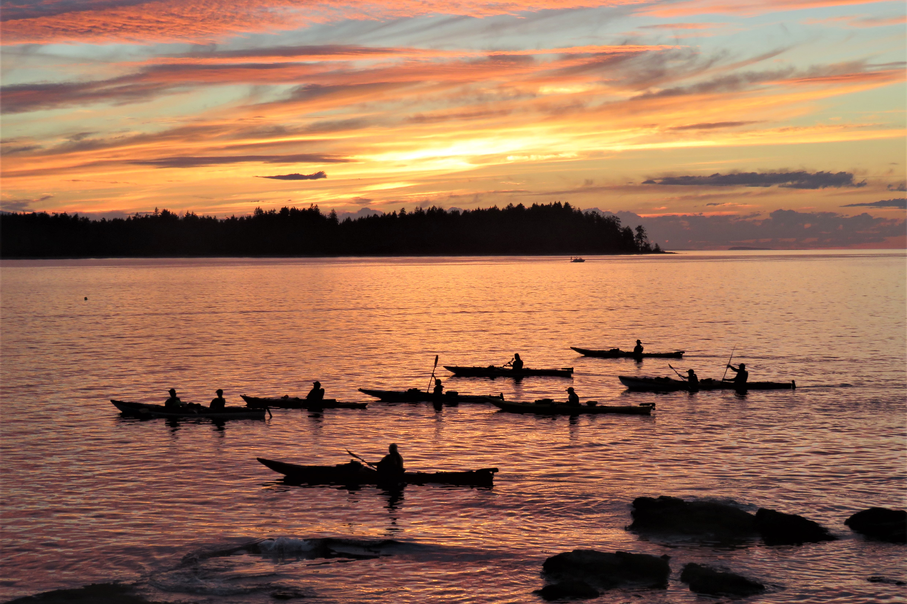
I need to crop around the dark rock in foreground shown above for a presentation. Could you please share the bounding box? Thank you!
[845,508,907,543]
[680,563,766,598]
[867,576,907,586]
[628,496,758,543]
[542,549,671,590]
[533,580,600,601]
[755,508,837,545]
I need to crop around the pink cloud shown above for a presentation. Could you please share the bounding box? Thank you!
[1,0,648,44]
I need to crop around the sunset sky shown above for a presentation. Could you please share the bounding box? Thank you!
[2,0,905,248]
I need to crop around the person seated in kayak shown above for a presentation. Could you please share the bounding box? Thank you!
[633,340,644,357]
[566,387,580,406]
[376,443,404,478]
[432,378,444,398]
[683,369,699,388]
[726,363,748,385]
[506,353,524,371]
[210,389,226,410]
[164,388,184,408]
[306,381,325,402]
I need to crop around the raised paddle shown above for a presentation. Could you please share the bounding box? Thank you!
[346,449,378,470]
[721,345,737,381]
[426,354,439,393]
[668,364,686,380]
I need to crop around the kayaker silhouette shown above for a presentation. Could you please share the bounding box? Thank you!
[633,340,644,358]
[306,381,325,402]
[376,443,405,479]
[684,369,699,388]
[210,389,226,410]
[506,353,524,371]
[566,386,580,406]
[164,388,183,408]
[726,363,748,385]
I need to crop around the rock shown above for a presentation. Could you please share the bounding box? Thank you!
[755,508,836,545]
[867,576,907,586]
[542,549,670,589]
[533,580,600,601]
[845,508,907,543]
[628,496,758,543]
[680,563,766,598]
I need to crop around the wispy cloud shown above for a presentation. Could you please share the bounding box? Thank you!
[259,171,327,180]
[841,198,906,209]
[643,171,867,189]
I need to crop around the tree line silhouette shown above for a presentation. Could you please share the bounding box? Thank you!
[1,202,662,258]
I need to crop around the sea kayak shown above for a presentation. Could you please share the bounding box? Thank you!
[618,376,796,391]
[241,395,367,409]
[257,458,498,486]
[571,347,684,359]
[444,366,573,378]
[492,400,654,415]
[112,400,266,420]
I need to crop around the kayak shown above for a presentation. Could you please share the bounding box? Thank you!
[241,395,367,410]
[571,347,684,359]
[618,376,796,392]
[357,388,504,404]
[257,458,498,487]
[492,400,654,415]
[111,400,266,420]
[444,366,574,378]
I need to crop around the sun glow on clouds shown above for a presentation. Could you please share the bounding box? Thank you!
[1,0,905,248]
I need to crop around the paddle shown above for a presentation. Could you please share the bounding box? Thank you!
[346,449,378,470]
[721,345,737,381]
[668,364,686,380]
[426,354,439,393]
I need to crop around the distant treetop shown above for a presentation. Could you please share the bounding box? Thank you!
[0,202,662,258]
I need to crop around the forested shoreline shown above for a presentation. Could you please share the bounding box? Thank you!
[0,202,662,258]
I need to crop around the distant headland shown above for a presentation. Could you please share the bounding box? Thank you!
[0,202,663,258]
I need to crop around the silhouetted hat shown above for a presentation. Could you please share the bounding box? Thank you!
[313,381,321,386]
[738,364,745,369]
[168,388,176,395]
[566,387,574,392]
[687,369,695,374]
[216,389,223,395]
[636,340,641,344]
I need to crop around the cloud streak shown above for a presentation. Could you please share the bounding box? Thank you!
[259,171,327,180]
[643,171,867,189]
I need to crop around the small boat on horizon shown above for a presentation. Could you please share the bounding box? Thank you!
[570,257,585,262]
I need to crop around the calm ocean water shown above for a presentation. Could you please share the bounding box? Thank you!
[1,251,905,603]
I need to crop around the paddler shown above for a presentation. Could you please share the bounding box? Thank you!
[209,389,226,410]
[164,388,184,408]
[306,381,325,402]
[633,340,644,358]
[376,443,405,479]
[566,386,580,406]
[726,363,748,386]
[506,353,524,371]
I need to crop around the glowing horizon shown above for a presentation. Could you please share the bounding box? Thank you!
[2,0,904,248]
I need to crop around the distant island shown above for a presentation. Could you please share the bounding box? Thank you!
[728,247,773,251]
[0,202,663,258]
